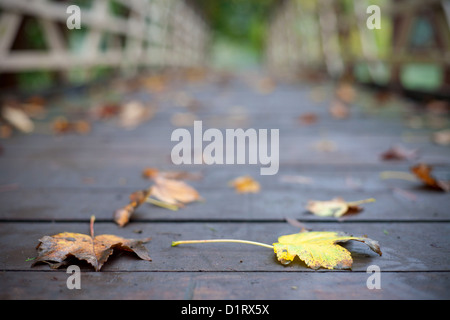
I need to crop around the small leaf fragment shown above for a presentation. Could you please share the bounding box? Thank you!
[306,198,375,218]
[380,145,418,161]
[411,163,450,192]
[114,188,151,227]
[229,175,260,193]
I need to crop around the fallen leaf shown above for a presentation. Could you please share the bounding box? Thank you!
[329,99,350,119]
[273,231,381,269]
[306,198,375,218]
[432,129,450,146]
[229,176,260,193]
[52,117,91,135]
[1,106,34,133]
[114,188,152,227]
[172,230,382,270]
[411,163,450,192]
[335,82,356,104]
[93,103,121,120]
[380,145,418,161]
[119,100,155,129]
[142,167,202,181]
[298,112,318,125]
[0,124,13,138]
[149,176,202,207]
[33,216,151,271]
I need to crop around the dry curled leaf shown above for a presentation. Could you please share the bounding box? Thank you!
[114,188,152,227]
[229,175,260,193]
[273,231,381,269]
[149,176,201,207]
[33,216,151,271]
[52,117,91,135]
[119,100,155,129]
[306,198,375,218]
[411,163,450,192]
[432,129,450,146]
[329,99,350,119]
[1,106,34,133]
[335,82,356,104]
[298,112,318,125]
[380,145,418,161]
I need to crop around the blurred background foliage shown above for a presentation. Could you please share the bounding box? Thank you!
[193,0,275,69]
[3,0,448,95]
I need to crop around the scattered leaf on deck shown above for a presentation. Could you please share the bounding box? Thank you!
[114,188,152,227]
[149,176,202,207]
[380,145,418,161]
[2,106,34,133]
[273,231,381,269]
[335,82,356,104]
[119,100,155,129]
[306,198,375,218]
[52,117,91,135]
[329,99,350,119]
[229,175,260,193]
[298,112,318,125]
[33,216,151,271]
[142,167,202,181]
[432,129,450,146]
[172,230,382,270]
[411,163,450,192]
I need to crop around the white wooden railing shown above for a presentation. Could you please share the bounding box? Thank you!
[0,0,209,73]
[265,0,450,94]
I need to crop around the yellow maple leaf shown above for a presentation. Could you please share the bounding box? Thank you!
[172,231,381,270]
[273,231,381,269]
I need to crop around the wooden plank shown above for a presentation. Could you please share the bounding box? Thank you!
[0,185,449,222]
[1,222,449,272]
[0,271,448,300]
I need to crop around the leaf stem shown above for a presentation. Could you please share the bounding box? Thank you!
[346,198,376,206]
[171,239,274,249]
[146,197,179,211]
[90,215,96,238]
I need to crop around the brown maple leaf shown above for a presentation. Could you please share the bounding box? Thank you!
[411,163,450,192]
[32,216,151,271]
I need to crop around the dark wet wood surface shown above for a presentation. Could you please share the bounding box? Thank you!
[0,72,449,299]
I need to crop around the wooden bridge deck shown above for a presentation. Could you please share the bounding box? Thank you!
[0,70,449,300]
